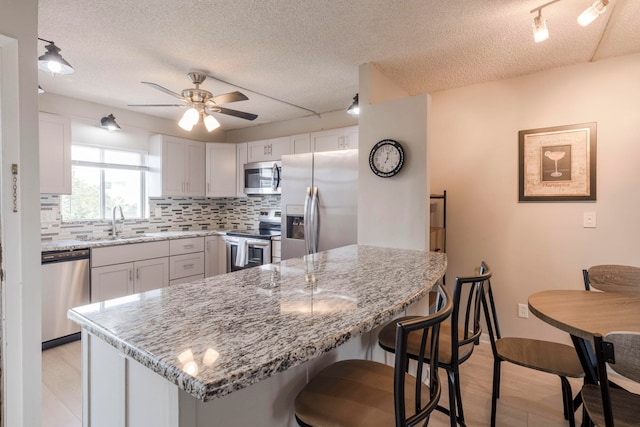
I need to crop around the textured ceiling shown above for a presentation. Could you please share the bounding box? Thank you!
[37,0,640,131]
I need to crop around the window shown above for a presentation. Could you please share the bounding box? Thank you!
[61,146,148,220]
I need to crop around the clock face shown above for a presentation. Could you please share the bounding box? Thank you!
[369,139,404,178]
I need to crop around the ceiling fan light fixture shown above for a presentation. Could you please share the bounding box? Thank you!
[37,38,74,75]
[346,94,359,116]
[100,114,121,131]
[204,114,220,132]
[532,12,549,43]
[577,0,608,26]
[178,115,195,131]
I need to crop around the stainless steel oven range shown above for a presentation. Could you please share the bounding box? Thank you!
[225,209,281,272]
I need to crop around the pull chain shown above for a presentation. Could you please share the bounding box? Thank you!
[11,164,18,213]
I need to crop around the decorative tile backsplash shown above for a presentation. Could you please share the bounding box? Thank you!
[40,195,281,241]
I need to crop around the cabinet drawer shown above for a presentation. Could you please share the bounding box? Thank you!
[92,241,170,267]
[169,274,204,287]
[170,237,205,256]
[169,252,205,280]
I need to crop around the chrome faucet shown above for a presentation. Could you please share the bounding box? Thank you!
[112,205,125,237]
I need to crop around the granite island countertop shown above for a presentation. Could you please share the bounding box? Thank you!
[68,244,447,402]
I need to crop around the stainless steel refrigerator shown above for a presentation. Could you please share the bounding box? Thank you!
[281,149,358,260]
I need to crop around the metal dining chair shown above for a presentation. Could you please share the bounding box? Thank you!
[294,284,453,427]
[481,262,585,427]
[581,332,640,426]
[582,265,640,295]
[376,266,490,426]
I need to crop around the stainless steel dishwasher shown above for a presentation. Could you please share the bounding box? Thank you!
[41,248,90,350]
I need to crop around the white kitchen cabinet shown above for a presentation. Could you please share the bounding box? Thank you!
[169,237,205,283]
[310,126,358,153]
[205,143,236,197]
[290,133,311,154]
[90,257,169,303]
[39,112,71,194]
[247,136,290,162]
[148,134,205,197]
[91,241,170,302]
[236,142,248,197]
[205,235,226,277]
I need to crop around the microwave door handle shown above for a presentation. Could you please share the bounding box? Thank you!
[303,186,312,255]
[311,186,319,253]
[271,163,279,191]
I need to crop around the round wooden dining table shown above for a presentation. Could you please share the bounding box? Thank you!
[529,290,640,341]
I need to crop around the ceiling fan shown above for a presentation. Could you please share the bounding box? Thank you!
[129,71,258,132]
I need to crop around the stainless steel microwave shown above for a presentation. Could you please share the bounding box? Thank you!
[244,161,281,195]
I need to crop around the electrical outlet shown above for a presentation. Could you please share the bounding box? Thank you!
[518,303,529,319]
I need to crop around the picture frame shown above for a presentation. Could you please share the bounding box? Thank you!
[519,122,596,202]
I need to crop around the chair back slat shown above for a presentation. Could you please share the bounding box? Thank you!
[394,284,453,427]
[451,266,491,358]
[585,265,640,295]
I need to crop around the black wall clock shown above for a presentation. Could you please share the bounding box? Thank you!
[369,139,405,178]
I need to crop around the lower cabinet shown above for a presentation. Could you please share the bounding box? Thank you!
[205,235,226,277]
[91,258,169,302]
[169,237,205,285]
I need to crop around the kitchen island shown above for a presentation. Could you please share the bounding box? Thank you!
[69,244,447,427]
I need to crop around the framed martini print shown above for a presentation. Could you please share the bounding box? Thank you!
[518,122,596,202]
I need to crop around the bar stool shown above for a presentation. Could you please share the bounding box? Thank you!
[294,284,453,427]
[377,266,490,426]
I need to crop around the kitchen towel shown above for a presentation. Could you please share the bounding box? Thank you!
[235,238,249,267]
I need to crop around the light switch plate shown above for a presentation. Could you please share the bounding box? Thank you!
[583,212,597,228]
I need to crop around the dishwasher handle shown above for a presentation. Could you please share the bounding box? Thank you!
[41,249,90,264]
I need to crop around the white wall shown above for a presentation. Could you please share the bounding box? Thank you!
[430,53,640,342]
[0,1,41,425]
[39,93,225,143]
[358,63,430,250]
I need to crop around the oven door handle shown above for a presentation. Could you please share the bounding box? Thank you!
[247,240,271,247]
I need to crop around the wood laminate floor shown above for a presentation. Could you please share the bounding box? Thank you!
[42,340,584,427]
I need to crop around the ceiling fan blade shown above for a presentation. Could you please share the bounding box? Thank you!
[128,104,186,107]
[210,91,249,105]
[141,81,186,101]
[210,106,258,121]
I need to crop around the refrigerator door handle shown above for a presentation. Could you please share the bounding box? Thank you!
[310,186,319,253]
[303,186,312,254]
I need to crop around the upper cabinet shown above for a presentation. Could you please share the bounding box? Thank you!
[236,142,248,198]
[290,133,311,154]
[310,126,358,153]
[148,135,205,197]
[247,136,290,163]
[39,112,72,194]
[205,143,236,198]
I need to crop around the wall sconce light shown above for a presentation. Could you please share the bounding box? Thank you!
[577,0,609,26]
[38,38,74,75]
[38,85,45,94]
[100,114,121,131]
[346,94,359,116]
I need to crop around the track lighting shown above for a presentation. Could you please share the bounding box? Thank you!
[38,38,74,75]
[100,114,121,131]
[529,0,609,42]
[532,10,549,43]
[577,0,608,26]
[346,94,359,116]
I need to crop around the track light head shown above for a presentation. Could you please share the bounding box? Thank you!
[532,11,549,43]
[577,0,608,26]
[38,38,74,75]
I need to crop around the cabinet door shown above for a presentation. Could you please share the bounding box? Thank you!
[185,141,205,196]
[236,143,248,197]
[162,139,186,196]
[342,126,359,150]
[205,236,226,277]
[311,129,343,153]
[290,133,311,154]
[268,136,291,160]
[247,140,269,163]
[134,258,169,293]
[169,252,205,280]
[206,143,236,197]
[91,263,133,303]
[39,112,71,194]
